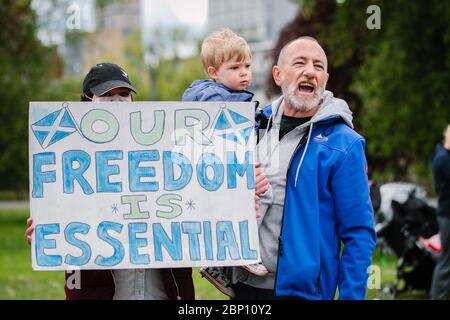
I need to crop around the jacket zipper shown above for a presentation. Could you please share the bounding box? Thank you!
[273,130,309,288]
[169,268,181,300]
[266,110,339,293]
[317,270,322,295]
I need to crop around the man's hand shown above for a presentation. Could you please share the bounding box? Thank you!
[26,217,34,245]
[255,163,269,195]
[255,195,261,218]
[254,163,269,218]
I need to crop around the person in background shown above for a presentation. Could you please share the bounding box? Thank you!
[26,62,195,300]
[430,124,450,299]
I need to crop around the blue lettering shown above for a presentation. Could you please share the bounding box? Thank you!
[96,150,123,193]
[35,224,62,267]
[32,152,56,198]
[95,221,124,266]
[163,152,192,191]
[216,221,240,261]
[203,221,213,260]
[153,222,182,261]
[64,222,91,266]
[62,150,94,195]
[128,223,150,265]
[239,220,257,260]
[181,221,201,261]
[197,153,224,191]
[227,151,255,189]
[129,150,159,192]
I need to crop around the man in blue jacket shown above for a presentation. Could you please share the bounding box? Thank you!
[231,36,376,300]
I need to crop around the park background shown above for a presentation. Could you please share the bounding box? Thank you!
[0,0,449,299]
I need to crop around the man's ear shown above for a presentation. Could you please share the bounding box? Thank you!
[325,72,329,84]
[207,66,218,80]
[272,65,282,86]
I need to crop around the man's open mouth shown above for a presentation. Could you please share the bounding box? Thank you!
[298,82,315,95]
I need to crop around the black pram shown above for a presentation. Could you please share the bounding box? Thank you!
[374,182,441,298]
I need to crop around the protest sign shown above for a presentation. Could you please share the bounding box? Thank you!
[29,101,259,270]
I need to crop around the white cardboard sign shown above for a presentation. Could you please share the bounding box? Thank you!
[29,101,259,270]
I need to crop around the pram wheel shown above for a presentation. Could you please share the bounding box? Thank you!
[376,281,397,299]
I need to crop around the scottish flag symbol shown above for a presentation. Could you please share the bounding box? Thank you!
[31,107,78,149]
[211,106,253,145]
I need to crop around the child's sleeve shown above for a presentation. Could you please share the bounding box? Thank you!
[196,91,227,102]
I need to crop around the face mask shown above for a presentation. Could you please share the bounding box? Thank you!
[91,94,132,102]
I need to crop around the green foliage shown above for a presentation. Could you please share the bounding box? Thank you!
[38,76,84,101]
[116,28,205,102]
[356,0,450,181]
[142,26,205,101]
[273,0,450,183]
[96,0,127,9]
[0,15,205,192]
[155,57,205,101]
[122,30,151,100]
[0,0,52,191]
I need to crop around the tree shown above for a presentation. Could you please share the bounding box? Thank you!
[265,0,370,127]
[0,0,53,191]
[122,27,205,101]
[156,56,205,101]
[265,0,450,182]
[356,0,450,180]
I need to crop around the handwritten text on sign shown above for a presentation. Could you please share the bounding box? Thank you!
[29,101,259,270]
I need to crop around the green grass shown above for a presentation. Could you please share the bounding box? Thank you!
[0,209,227,300]
[193,268,228,300]
[0,191,28,201]
[0,209,428,300]
[366,246,429,300]
[0,210,64,299]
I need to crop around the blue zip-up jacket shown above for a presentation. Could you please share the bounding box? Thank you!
[182,80,254,102]
[256,93,376,300]
[432,143,450,218]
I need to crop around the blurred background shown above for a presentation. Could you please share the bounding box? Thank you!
[0,0,449,299]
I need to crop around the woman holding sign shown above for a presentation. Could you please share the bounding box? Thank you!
[26,62,195,300]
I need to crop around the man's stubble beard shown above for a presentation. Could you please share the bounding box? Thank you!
[282,79,326,112]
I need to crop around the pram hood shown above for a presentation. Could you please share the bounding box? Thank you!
[379,182,429,223]
[377,182,438,257]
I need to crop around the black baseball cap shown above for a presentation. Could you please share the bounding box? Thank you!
[83,62,137,96]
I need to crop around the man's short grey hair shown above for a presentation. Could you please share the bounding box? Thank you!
[277,36,321,66]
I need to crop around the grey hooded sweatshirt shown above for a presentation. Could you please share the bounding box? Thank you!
[232,90,353,290]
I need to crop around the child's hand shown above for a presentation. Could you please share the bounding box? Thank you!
[26,217,34,245]
[255,163,269,196]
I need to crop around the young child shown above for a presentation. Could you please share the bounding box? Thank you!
[182,28,268,298]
